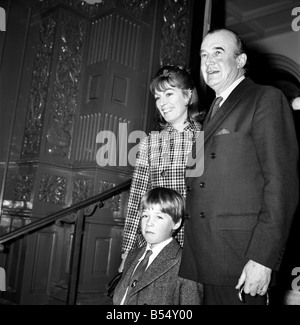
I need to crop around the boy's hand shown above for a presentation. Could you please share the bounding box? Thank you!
[118,251,129,272]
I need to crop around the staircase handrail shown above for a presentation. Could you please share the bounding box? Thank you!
[0,178,131,246]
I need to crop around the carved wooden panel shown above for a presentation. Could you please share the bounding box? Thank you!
[38,173,67,205]
[98,180,121,212]
[29,231,56,293]
[72,178,94,204]
[3,170,34,208]
[160,0,192,66]
[111,15,140,69]
[87,15,113,65]
[19,228,59,304]
[121,0,152,22]
[37,0,153,23]
[21,15,57,158]
[76,222,123,305]
[81,6,153,134]
[45,12,87,159]
[74,112,130,164]
[48,224,74,304]
[1,239,24,304]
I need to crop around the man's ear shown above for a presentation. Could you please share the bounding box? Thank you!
[237,53,247,68]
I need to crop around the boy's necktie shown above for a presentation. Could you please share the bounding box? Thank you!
[210,96,223,119]
[123,249,152,304]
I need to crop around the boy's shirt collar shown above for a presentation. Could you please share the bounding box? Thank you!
[144,237,173,263]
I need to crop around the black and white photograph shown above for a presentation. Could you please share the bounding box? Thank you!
[0,0,300,310]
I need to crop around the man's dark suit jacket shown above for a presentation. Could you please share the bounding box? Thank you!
[179,77,299,286]
[113,239,203,305]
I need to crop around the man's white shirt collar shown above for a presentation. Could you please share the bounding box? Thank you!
[217,75,245,106]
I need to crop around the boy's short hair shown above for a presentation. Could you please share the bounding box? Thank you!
[138,187,186,225]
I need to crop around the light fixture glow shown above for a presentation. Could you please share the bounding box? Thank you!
[292,97,300,110]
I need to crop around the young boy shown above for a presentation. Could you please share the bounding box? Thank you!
[113,187,203,305]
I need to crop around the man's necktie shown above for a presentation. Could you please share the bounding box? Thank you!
[209,96,223,120]
[123,249,152,304]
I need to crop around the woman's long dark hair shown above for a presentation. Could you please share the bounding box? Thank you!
[150,65,202,129]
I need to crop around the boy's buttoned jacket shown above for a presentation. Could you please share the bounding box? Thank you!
[113,239,203,305]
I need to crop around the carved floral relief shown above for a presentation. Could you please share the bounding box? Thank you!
[46,14,86,158]
[38,173,67,205]
[21,16,56,157]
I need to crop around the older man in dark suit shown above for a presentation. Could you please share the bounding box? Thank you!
[179,28,299,305]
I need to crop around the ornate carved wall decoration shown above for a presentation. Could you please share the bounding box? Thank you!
[1,172,34,214]
[39,0,108,18]
[21,15,56,157]
[65,0,107,16]
[98,181,120,211]
[46,14,86,158]
[0,216,12,235]
[38,173,67,205]
[38,0,152,22]
[13,174,34,203]
[72,178,94,203]
[120,0,152,22]
[11,217,24,231]
[160,0,191,66]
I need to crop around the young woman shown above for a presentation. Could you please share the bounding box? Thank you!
[119,65,202,271]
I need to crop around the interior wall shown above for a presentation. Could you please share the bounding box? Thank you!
[249,31,300,68]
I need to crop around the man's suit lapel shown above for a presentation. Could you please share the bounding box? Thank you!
[202,95,240,140]
[186,78,253,186]
[202,78,252,140]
